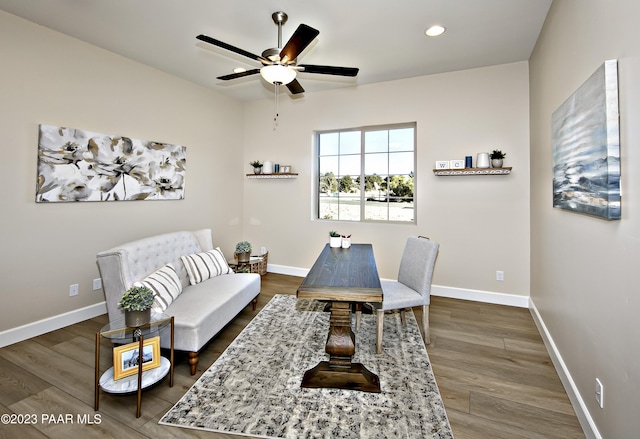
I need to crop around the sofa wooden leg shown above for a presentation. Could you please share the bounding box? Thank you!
[252,296,258,311]
[188,352,198,375]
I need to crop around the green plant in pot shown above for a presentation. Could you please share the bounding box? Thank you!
[489,149,506,168]
[119,285,155,327]
[249,160,263,174]
[235,241,252,263]
[329,230,342,248]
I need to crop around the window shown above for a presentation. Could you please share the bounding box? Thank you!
[317,123,415,223]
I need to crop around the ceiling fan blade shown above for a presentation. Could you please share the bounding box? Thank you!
[298,64,359,77]
[197,34,269,64]
[279,24,319,63]
[286,79,305,94]
[217,69,261,81]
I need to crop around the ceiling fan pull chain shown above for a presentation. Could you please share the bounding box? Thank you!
[273,82,280,130]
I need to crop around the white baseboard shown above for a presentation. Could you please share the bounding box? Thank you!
[529,300,601,439]
[431,285,530,308]
[0,302,107,349]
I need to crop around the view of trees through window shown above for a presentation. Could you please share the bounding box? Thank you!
[317,123,416,222]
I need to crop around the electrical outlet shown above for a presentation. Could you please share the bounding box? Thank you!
[93,278,102,291]
[595,378,604,408]
[69,283,79,297]
[496,270,504,281]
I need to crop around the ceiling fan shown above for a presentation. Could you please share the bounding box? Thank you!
[196,11,359,95]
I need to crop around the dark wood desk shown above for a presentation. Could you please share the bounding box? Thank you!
[297,243,382,392]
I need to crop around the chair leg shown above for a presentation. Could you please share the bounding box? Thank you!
[376,309,384,354]
[422,304,431,345]
[400,309,407,326]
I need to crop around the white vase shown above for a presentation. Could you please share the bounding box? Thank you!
[330,237,342,248]
[263,160,273,174]
[341,238,351,248]
[476,153,490,168]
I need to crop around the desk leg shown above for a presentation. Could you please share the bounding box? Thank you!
[94,332,100,411]
[301,301,381,393]
[136,335,143,418]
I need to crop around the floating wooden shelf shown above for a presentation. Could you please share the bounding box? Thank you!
[246,173,298,179]
[433,167,512,176]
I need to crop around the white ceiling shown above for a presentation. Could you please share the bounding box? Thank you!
[0,0,552,102]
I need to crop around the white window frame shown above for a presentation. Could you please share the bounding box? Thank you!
[315,122,417,224]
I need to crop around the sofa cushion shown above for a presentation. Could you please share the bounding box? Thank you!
[181,248,232,285]
[134,263,182,312]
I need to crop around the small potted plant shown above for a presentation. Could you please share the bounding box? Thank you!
[235,241,252,263]
[329,231,342,248]
[250,160,263,174]
[118,285,155,327]
[489,149,506,168]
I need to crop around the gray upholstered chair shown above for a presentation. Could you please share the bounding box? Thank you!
[375,236,439,354]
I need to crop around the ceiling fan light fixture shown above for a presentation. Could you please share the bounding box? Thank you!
[425,25,446,37]
[260,64,297,85]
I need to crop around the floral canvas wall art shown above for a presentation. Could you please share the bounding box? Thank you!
[36,125,186,202]
[552,60,620,220]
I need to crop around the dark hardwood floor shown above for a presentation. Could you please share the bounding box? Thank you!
[0,273,584,438]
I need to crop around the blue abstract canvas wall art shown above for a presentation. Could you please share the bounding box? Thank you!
[552,60,620,220]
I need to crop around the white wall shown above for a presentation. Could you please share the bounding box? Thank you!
[529,1,640,437]
[0,11,245,333]
[242,62,531,298]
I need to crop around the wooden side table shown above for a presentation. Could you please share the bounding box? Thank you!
[94,313,174,418]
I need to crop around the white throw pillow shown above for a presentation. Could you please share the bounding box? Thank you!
[134,263,182,312]
[181,247,233,285]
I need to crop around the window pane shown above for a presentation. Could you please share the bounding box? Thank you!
[319,193,338,220]
[364,199,388,221]
[389,199,414,222]
[365,153,388,175]
[338,194,361,221]
[340,131,361,155]
[389,128,414,152]
[364,130,388,153]
[389,151,414,175]
[319,156,338,175]
[319,132,338,156]
[339,155,361,176]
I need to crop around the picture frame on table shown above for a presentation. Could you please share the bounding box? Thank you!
[280,165,291,173]
[113,336,161,380]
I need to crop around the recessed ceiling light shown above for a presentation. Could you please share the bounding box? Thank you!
[233,67,246,73]
[425,25,446,37]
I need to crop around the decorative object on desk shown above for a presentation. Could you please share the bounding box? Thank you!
[329,230,342,248]
[489,149,506,168]
[552,59,620,220]
[435,160,449,170]
[476,152,490,168]
[274,163,280,173]
[36,124,186,202]
[119,286,155,327]
[450,159,464,169]
[113,336,161,380]
[234,241,252,263]
[249,160,263,174]
[465,155,473,168]
[263,160,273,174]
[341,234,351,248]
[280,165,291,173]
[159,295,453,439]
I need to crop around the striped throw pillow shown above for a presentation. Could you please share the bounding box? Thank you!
[134,263,182,313]
[180,247,233,285]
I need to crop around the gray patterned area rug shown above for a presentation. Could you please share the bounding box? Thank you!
[159,294,453,438]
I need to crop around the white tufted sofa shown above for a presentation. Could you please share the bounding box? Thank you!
[96,229,260,375]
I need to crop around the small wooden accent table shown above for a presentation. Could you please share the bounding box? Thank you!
[297,243,382,392]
